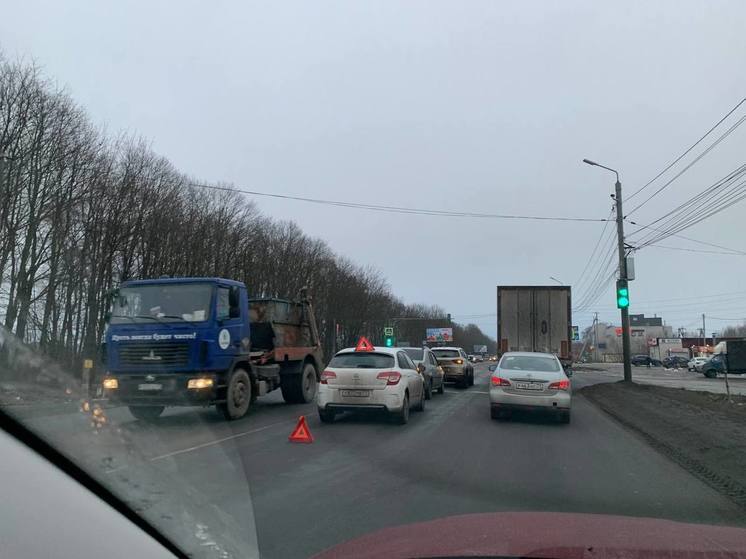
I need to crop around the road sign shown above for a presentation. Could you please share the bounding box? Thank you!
[288,416,314,444]
[571,326,579,341]
[383,326,394,336]
[426,327,453,342]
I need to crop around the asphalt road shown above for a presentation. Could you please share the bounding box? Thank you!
[19,362,746,558]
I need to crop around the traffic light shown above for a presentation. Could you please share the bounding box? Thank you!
[384,334,395,347]
[616,279,629,309]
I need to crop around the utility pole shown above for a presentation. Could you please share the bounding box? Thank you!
[593,312,599,362]
[584,159,632,382]
[702,313,706,347]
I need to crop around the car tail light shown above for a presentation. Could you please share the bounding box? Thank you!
[549,379,570,391]
[454,359,463,364]
[320,370,337,384]
[376,371,401,385]
[490,376,511,387]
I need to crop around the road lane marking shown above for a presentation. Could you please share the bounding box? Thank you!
[148,420,290,462]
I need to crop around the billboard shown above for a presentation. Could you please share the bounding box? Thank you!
[474,345,487,354]
[426,327,453,343]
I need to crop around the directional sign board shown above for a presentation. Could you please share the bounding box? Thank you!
[571,326,579,341]
[383,326,394,336]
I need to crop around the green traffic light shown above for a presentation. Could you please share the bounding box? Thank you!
[385,336,394,347]
[617,296,629,308]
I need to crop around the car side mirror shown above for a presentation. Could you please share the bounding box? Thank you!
[488,364,497,372]
[565,368,573,377]
[417,363,425,374]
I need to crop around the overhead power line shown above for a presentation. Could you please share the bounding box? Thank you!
[626,112,746,216]
[644,244,745,256]
[189,182,607,223]
[627,96,746,202]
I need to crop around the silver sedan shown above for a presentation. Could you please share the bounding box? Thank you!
[488,352,571,423]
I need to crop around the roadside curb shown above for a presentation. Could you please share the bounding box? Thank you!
[581,391,746,511]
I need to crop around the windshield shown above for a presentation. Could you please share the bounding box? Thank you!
[329,352,395,369]
[432,350,460,358]
[4,3,746,558]
[403,348,424,360]
[499,355,561,372]
[111,284,212,323]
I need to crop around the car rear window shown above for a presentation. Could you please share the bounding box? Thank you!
[329,352,395,368]
[432,349,460,358]
[499,355,561,372]
[403,348,423,360]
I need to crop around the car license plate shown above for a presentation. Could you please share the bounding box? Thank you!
[340,389,370,397]
[515,382,544,391]
[138,383,163,391]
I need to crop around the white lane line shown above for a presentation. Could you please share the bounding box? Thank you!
[148,420,290,462]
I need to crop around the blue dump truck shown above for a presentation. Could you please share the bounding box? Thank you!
[102,277,323,420]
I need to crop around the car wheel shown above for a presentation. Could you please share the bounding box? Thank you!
[413,390,425,412]
[459,376,469,389]
[704,370,717,379]
[218,368,252,420]
[437,380,445,394]
[424,379,433,400]
[559,410,571,424]
[393,394,410,424]
[470,371,475,386]
[128,405,164,422]
[319,409,335,423]
[490,407,499,420]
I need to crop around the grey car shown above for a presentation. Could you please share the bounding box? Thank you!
[488,351,571,423]
[432,347,474,388]
[403,346,445,398]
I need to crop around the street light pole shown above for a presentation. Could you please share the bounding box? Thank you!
[583,158,632,382]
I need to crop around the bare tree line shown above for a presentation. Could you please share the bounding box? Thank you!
[0,54,493,370]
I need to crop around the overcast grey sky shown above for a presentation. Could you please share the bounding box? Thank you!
[3,0,746,337]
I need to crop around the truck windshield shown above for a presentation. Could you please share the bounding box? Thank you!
[111,283,212,323]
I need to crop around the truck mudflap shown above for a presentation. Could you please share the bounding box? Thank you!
[103,373,225,406]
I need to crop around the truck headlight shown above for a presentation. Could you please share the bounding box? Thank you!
[102,378,118,390]
[187,378,214,389]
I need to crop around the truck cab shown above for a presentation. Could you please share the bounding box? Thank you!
[103,277,322,421]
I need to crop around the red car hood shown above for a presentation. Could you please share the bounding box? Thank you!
[312,512,746,559]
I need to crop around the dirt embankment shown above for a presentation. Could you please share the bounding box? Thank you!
[581,381,746,509]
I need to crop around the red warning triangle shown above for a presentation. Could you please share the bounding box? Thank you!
[288,416,314,444]
[355,336,375,352]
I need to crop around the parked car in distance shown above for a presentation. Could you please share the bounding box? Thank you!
[402,346,445,398]
[689,356,709,372]
[631,355,661,367]
[473,354,484,363]
[432,347,474,388]
[662,355,689,369]
[488,352,571,423]
[317,345,425,424]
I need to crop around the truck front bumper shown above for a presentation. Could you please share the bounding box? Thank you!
[103,373,223,406]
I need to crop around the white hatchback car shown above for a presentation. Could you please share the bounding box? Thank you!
[317,344,426,424]
[489,351,571,423]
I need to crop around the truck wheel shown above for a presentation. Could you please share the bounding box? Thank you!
[281,362,318,404]
[218,368,252,420]
[128,405,164,422]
